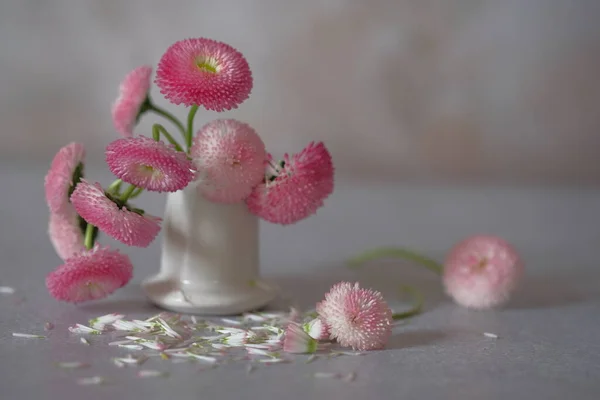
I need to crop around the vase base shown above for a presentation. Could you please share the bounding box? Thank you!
[141,274,278,316]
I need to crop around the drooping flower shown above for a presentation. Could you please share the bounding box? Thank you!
[46,245,133,303]
[316,282,392,351]
[106,136,194,192]
[44,142,86,214]
[48,208,85,260]
[302,318,330,341]
[155,38,253,111]
[443,235,523,310]
[111,66,153,137]
[246,142,334,225]
[70,180,161,247]
[283,323,320,354]
[191,119,266,203]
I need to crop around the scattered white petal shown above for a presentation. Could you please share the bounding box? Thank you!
[118,344,144,350]
[330,351,365,356]
[80,337,90,345]
[57,362,89,369]
[484,332,499,339]
[138,370,168,378]
[68,324,101,335]
[113,359,126,368]
[221,318,242,326]
[108,340,133,346]
[259,358,288,364]
[157,318,181,338]
[185,353,217,363]
[306,355,318,364]
[343,372,357,382]
[12,333,45,339]
[314,372,340,379]
[246,364,256,374]
[0,286,15,294]
[78,376,105,385]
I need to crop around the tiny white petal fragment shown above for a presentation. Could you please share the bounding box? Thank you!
[484,332,499,339]
[306,355,318,364]
[191,316,198,324]
[108,340,133,346]
[314,372,340,379]
[78,376,105,385]
[80,337,90,345]
[0,286,15,294]
[118,344,144,350]
[137,370,168,378]
[221,318,242,326]
[246,364,255,374]
[259,358,288,364]
[12,333,45,339]
[343,372,357,382]
[185,353,217,363]
[57,362,89,369]
[68,324,101,335]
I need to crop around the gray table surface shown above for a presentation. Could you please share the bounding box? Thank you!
[1,163,600,399]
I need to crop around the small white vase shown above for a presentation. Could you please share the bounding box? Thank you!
[141,184,277,315]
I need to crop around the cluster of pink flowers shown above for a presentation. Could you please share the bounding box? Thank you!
[44,38,334,304]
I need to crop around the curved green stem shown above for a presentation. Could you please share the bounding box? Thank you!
[148,103,186,139]
[119,184,137,203]
[129,187,144,199]
[347,246,443,275]
[106,179,122,195]
[152,124,183,152]
[392,286,424,320]
[186,105,199,152]
[84,223,95,250]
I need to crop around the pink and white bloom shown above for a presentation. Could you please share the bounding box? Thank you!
[111,66,153,137]
[443,235,523,309]
[44,142,86,214]
[316,282,393,351]
[246,142,334,225]
[70,180,161,247]
[106,136,194,192]
[155,38,252,111]
[302,318,330,341]
[48,209,85,260]
[191,119,266,203]
[283,323,320,354]
[46,245,133,303]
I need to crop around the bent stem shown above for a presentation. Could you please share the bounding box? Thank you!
[147,103,186,140]
[186,105,199,152]
[120,184,137,203]
[392,286,424,321]
[152,124,183,152]
[347,246,443,275]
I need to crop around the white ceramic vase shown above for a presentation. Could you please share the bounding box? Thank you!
[141,185,277,315]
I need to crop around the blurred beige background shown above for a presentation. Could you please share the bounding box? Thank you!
[0,0,599,183]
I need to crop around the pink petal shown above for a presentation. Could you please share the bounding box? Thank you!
[111,66,152,137]
[48,207,85,260]
[44,143,86,214]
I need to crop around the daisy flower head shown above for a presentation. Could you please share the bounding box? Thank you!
[46,245,133,303]
[316,282,392,351]
[155,38,253,111]
[44,142,86,214]
[111,66,153,137]
[48,208,85,260]
[443,235,523,310]
[283,323,321,354]
[70,180,161,247]
[246,141,334,225]
[191,119,266,203]
[106,136,194,192]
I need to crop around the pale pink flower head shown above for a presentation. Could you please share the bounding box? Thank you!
[46,245,133,303]
[155,38,252,111]
[316,282,393,351]
[70,180,161,247]
[111,66,153,137]
[106,136,194,192]
[191,119,266,203]
[246,142,334,225]
[48,208,85,260]
[443,235,523,310]
[283,323,321,354]
[44,142,86,214]
[302,318,330,341]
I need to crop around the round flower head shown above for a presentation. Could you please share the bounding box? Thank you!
[44,142,86,214]
[106,136,195,192]
[48,208,85,260]
[70,180,161,247]
[316,282,393,351]
[191,119,266,203]
[111,66,152,137]
[46,245,133,303]
[246,142,334,225]
[155,38,253,111]
[443,235,523,309]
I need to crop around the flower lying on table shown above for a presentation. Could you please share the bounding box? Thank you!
[44,37,334,303]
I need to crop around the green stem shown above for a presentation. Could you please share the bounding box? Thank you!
[148,103,186,140]
[129,187,144,199]
[106,179,122,194]
[152,124,183,152]
[392,286,424,320]
[347,246,443,275]
[84,223,95,250]
[186,105,199,152]
[120,184,137,203]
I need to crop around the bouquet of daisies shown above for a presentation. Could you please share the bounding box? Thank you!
[44,38,334,304]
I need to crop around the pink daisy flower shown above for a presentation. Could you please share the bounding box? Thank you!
[70,180,161,247]
[106,136,194,192]
[316,282,393,351]
[44,142,86,214]
[111,66,152,137]
[48,208,85,260]
[155,38,253,111]
[46,245,133,303]
[246,142,334,225]
[302,318,330,341]
[283,323,321,354]
[191,119,266,203]
[443,235,523,309]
